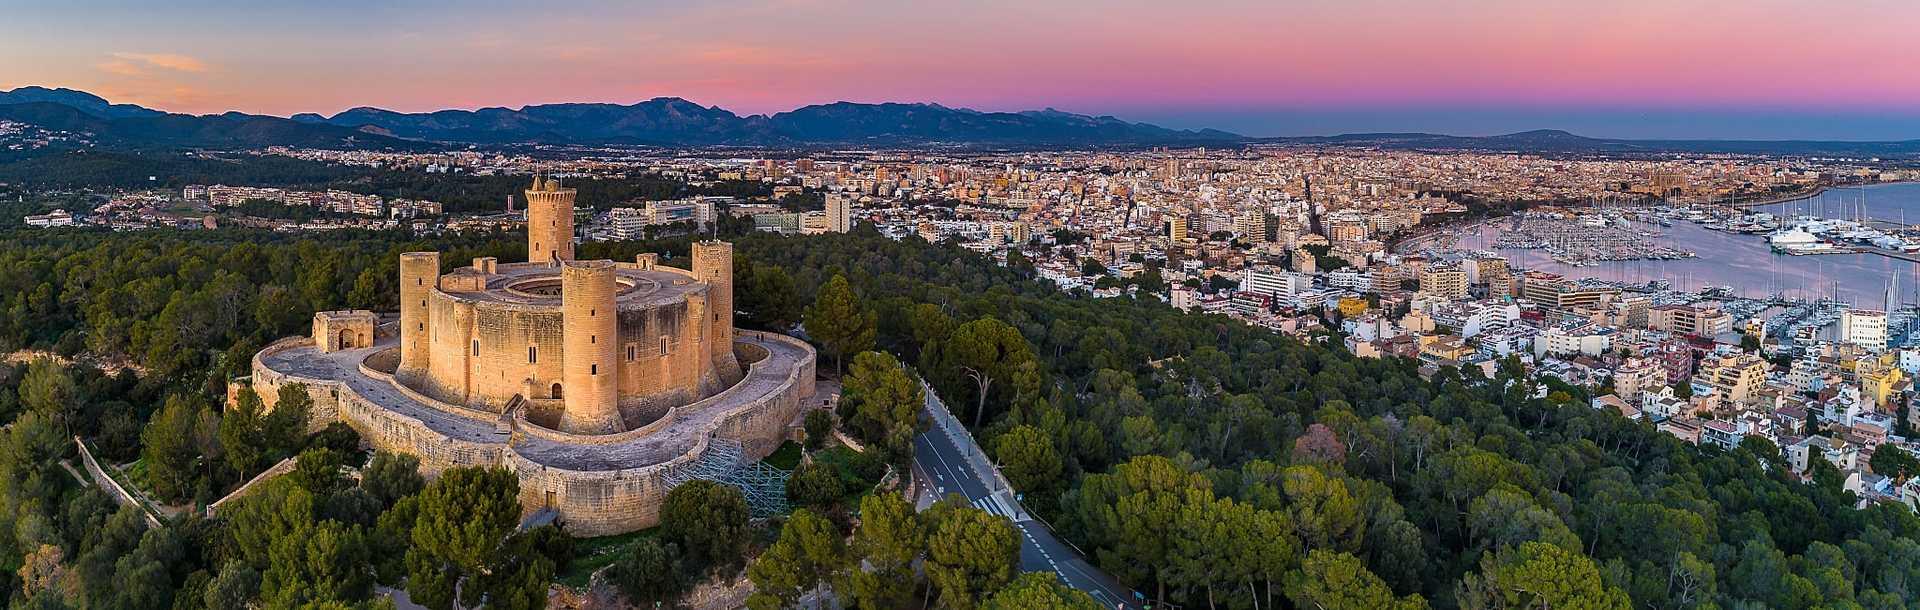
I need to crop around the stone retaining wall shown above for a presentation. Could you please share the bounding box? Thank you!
[74,437,162,528]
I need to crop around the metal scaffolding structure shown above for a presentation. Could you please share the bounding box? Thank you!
[663,436,791,517]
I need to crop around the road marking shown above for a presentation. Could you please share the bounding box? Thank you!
[971,495,1014,518]
[921,394,1129,609]
[919,437,969,500]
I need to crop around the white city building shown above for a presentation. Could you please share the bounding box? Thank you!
[1842,309,1889,352]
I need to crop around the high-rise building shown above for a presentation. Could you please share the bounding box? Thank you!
[1241,268,1309,303]
[1168,214,1189,242]
[607,207,647,240]
[825,193,853,233]
[1290,247,1317,274]
[1611,294,1651,329]
[1843,309,1889,351]
[1007,222,1032,244]
[647,199,714,227]
[1519,271,1619,311]
[1613,357,1665,402]
[1418,266,1469,300]
[1485,271,1515,300]
[1467,257,1509,285]
[1699,352,1769,409]
[1234,210,1270,242]
[1649,304,1733,336]
[1326,211,1370,242]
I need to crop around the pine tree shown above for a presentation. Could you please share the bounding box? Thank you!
[803,274,875,376]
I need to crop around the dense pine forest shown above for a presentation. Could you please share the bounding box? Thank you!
[0,222,1913,609]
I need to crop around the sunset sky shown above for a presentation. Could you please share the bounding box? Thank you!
[4,0,1919,139]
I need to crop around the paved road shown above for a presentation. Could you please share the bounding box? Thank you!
[911,395,1138,609]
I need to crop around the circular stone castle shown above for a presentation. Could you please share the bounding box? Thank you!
[250,177,816,535]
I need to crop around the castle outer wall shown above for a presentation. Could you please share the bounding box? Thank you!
[249,181,808,536]
[250,329,814,536]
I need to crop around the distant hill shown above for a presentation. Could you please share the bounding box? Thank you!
[293,98,1242,147]
[0,98,421,151]
[761,102,1242,146]
[294,97,770,145]
[0,86,162,119]
[1257,129,1920,157]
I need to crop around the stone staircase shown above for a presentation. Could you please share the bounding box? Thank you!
[498,394,525,435]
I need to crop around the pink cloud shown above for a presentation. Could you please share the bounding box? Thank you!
[108,52,211,73]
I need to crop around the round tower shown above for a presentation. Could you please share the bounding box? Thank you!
[692,241,734,334]
[557,260,621,434]
[525,177,576,265]
[690,241,737,372]
[397,251,440,382]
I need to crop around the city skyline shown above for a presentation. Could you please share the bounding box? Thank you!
[5,0,1920,140]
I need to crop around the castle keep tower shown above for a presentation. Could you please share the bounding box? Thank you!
[698,239,733,345]
[691,241,740,377]
[396,251,439,383]
[525,177,576,265]
[558,260,622,434]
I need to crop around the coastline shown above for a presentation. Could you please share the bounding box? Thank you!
[1394,216,1499,254]
[1728,185,1828,209]
[1395,181,1918,257]
[1731,180,1920,210]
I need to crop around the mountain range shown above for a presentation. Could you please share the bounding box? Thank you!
[0,101,417,150]
[0,87,1236,149]
[0,87,165,119]
[288,98,1242,147]
[4,86,1920,155]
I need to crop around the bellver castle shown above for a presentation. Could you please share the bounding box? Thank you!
[249,177,816,535]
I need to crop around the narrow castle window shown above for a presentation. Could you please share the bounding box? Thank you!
[659,336,671,356]
[626,344,637,361]
[591,364,598,375]
[529,346,538,363]
[472,340,480,356]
